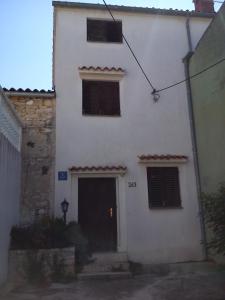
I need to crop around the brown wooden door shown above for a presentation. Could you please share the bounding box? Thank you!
[78,178,117,252]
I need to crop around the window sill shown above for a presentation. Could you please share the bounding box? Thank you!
[149,206,183,210]
[87,40,123,44]
[82,113,121,117]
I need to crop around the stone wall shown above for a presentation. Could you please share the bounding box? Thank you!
[9,247,75,286]
[7,92,55,222]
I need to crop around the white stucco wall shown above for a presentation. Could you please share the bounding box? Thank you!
[0,87,22,285]
[54,6,211,263]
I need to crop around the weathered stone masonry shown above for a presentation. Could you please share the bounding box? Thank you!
[5,90,55,223]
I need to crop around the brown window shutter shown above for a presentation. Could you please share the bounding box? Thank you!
[83,81,102,114]
[87,20,107,42]
[164,167,181,207]
[87,19,122,43]
[101,82,120,115]
[147,168,164,208]
[107,21,122,43]
[147,167,181,208]
[82,81,120,116]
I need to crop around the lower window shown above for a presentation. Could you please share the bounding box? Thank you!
[82,80,120,116]
[147,167,181,208]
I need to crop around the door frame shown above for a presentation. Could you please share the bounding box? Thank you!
[70,172,127,253]
[78,177,118,252]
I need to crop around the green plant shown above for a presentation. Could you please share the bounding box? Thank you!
[65,222,92,268]
[10,217,92,274]
[11,217,79,250]
[202,185,225,256]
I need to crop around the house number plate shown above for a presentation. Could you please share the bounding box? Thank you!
[128,182,136,188]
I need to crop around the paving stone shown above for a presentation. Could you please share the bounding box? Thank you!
[1,270,225,300]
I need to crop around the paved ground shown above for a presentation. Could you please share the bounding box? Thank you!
[1,271,225,300]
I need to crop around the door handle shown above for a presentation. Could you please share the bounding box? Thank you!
[107,207,113,218]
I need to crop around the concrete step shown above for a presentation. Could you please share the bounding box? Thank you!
[81,252,130,274]
[90,252,128,263]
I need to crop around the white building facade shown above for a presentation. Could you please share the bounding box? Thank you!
[53,1,212,263]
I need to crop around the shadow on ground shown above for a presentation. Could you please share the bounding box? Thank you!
[1,272,225,300]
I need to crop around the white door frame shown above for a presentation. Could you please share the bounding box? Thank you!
[70,172,127,253]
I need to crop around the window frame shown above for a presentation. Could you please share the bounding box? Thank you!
[82,79,121,117]
[146,166,182,210]
[87,18,123,44]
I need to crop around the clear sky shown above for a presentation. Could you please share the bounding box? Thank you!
[0,0,221,90]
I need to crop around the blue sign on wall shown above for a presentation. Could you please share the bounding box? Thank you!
[58,171,68,181]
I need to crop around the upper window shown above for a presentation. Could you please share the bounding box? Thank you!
[147,167,181,209]
[82,80,120,116]
[87,19,122,43]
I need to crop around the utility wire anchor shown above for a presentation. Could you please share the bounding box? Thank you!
[152,89,160,102]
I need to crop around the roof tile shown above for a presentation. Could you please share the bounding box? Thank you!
[79,66,125,72]
[52,1,215,18]
[3,87,55,94]
[70,165,127,172]
[138,154,188,161]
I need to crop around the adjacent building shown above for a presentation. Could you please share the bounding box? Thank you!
[189,2,225,194]
[52,1,214,263]
[0,86,22,286]
[5,88,56,223]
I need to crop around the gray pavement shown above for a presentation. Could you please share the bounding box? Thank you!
[1,271,225,300]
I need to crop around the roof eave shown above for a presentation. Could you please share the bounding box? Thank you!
[5,92,55,98]
[52,1,215,18]
[3,89,56,98]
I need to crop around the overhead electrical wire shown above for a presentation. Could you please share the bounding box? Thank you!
[102,0,156,92]
[102,0,225,100]
[155,57,225,93]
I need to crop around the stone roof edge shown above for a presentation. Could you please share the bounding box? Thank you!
[4,89,55,98]
[52,1,215,18]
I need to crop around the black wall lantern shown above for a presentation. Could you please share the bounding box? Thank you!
[61,198,69,224]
